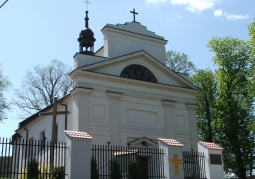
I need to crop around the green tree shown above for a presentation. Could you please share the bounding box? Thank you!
[13,59,72,116]
[248,18,255,53]
[190,69,217,142]
[0,64,10,122]
[166,50,196,75]
[247,18,255,177]
[208,36,255,178]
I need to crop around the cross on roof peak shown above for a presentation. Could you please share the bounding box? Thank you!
[130,8,138,22]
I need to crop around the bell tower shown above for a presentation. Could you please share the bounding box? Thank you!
[77,11,96,55]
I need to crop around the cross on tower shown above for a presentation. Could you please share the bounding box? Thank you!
[130,8,138,22]
[83,0,91,11]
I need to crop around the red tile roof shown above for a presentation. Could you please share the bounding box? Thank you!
[158,138,184,147]
[64,130,92,139]
[199,142,223,150]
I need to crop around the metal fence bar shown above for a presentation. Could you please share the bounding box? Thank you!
[183,150,207,179]
[92,144,166,179]
[0,137,67,178]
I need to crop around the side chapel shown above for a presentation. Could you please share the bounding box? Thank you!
[14,9,199,151]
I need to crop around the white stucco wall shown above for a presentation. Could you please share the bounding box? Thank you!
[70,80,197,149]
[198,143,224,179]
[102,22,167,64]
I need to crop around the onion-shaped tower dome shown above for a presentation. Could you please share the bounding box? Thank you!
[77,11,96,55]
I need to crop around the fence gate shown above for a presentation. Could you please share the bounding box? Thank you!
[182,150,207,179]
[92,144,166,179]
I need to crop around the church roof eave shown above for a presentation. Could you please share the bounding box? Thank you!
[101,24,168,43]
[94,46,104,55]
[15,94,72,132]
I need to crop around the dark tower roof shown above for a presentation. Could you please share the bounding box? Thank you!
[78,11,96,55]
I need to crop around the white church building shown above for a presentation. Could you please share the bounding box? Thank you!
[14,10,199,151]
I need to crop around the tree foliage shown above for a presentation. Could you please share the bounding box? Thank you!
[248,18,255,54]
[190,69,217,142]
[207,36,255,178]
[13,59,72,116]
[0,64,10,122]
[166,50,196,75]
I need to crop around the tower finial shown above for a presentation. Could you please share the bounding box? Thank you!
[78,1,96,55]
[85,11,89,28]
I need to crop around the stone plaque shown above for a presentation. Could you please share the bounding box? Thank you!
[210,154,222,165]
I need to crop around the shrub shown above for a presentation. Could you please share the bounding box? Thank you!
[108,158,121,179]
[27,157,39,179]
[127,160,139,179]
[52,166,65,179]
[91,156,99,179]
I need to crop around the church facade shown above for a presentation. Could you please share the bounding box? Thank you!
[14,10,199,151]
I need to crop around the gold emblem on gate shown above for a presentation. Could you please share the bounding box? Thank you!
[169,153,183,176]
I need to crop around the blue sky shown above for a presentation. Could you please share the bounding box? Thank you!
[0,0,254,138]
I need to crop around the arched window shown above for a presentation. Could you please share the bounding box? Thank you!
[120,64,158,83]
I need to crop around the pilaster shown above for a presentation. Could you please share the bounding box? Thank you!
[162,100,176,139]
[107,91,123,145]
[186,104,198,151]
[71,87,92,132]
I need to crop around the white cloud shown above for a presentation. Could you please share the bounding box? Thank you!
[214,9,249,20]
[214,9,222,16]
[146,0,166,3]
[171,0,220,13]
[167,15,184,21]
[146,0,220,13]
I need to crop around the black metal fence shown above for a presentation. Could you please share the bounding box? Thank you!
[91,144,166,179]
[0,137,67,179]
[182,150,207,179]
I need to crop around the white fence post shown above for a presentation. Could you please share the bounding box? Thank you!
[158,138,184,179]
[64,130,92,179]
[198,142,224,179]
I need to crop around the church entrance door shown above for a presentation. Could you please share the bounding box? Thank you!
[137,156,148,179]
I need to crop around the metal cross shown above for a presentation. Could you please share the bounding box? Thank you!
[39,97,70,165]
[83,0,91,11]
[130,8,138,22]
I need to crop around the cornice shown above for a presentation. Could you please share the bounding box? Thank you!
[106,91,123,99]
[72,71,198,95]
[102,26,167,45]
[161,100,176,107]
[186,103,199,110]
[70,87,93,97]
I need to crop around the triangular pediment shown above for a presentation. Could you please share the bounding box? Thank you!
[128,137,158,148]
[79,51,197,89]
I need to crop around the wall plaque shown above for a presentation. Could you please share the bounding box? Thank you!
[210,154,222,165]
